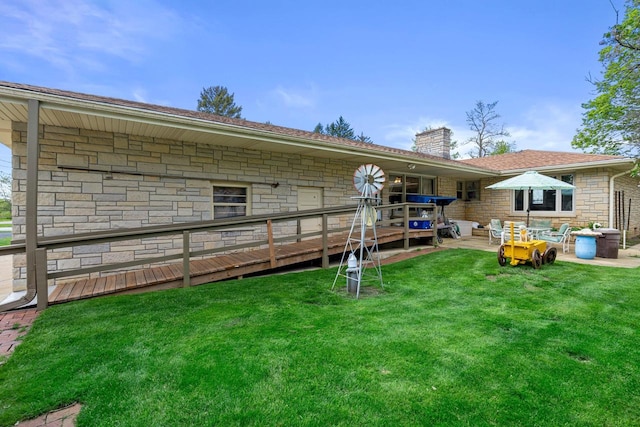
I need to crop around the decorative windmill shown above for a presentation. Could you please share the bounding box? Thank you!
[332,164,385,298]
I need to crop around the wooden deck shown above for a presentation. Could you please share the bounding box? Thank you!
[47,227,434,305]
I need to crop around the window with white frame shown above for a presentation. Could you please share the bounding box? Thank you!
[212,184,250,219]
[514,174,574,214]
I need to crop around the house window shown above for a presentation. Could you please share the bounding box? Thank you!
[457,180,480,201]
[213,184,250,219]
[387,174,435,220]
[388,174,435,203]
[514,174,574,214]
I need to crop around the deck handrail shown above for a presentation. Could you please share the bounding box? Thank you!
[1,201,437,311]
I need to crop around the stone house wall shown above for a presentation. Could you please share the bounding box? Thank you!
[10,122,367,290]
[435,177,464,219]
[614,174,640,236]
[10,120,639,291]
[463,169,640,235]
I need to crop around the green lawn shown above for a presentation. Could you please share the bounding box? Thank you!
[1,249,639,426]
[0,220,10,247]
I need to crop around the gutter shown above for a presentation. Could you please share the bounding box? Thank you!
[0,84,497,178]
[45,100,493,176]
[0,99,41,312]
[0,286,36,312]
[0,244,35,312]
[498,159,635,175]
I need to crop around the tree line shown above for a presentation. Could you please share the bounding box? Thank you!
[573,0,640,169]
[196,86,517,156]
[198,0,640,166]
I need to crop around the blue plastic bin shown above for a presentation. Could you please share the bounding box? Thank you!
[409,220,432,229]
[575,235,597,259]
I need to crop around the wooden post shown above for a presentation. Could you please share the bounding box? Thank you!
[36,248,48,311]
[267,219,276,268]
[182,231,190,287]
[322,214,329,268]
[26,100,40,307]
[403,205,410,250]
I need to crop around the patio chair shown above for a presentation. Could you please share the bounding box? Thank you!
[489,219,503,244]
[539,223,572,253]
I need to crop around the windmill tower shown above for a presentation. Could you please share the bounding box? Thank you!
[332,164,385,298]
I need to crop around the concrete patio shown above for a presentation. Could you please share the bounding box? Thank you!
[436,235,640,268]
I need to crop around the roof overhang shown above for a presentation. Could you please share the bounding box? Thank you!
[0,83,495,180]
[498,158,636,175]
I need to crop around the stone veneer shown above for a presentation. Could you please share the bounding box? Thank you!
[9,121,639,289]
[464,169,639,233]
[10,123,367,290]
[414,128,451,159]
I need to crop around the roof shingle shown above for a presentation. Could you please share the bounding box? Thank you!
[0,80,465,167]
[459,150,628,172]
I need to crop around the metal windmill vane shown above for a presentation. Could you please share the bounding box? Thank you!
[332,164,385,298]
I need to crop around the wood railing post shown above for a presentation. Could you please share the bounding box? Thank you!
[183,231,190,287]
[267,219,276,268]
[36,248,48,311]
[322,214,329,268]
[403,204,410,250]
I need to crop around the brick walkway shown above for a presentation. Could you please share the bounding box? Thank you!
[14,403,81,427]
[0,308,38,359]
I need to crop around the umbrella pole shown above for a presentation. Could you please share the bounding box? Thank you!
[527,188,532,227]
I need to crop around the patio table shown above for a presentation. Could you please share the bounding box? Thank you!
[527,227,552,239]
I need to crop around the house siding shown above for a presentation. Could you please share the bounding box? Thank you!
[10,122,366,290]
[464,170,640,233]
[435,177,465,220]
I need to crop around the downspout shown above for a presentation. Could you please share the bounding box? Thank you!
[609,169,633,249]
[0,100,39,312]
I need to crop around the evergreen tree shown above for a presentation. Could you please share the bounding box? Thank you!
[313,116,372,143]
[197,86,243,118]
[325,116,355,139]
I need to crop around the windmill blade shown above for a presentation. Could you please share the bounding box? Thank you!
[353,164,385,196]
[371,168,385,180]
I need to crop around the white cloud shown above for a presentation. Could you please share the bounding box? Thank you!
[455,102,583,157]
[507,103,583,152]
[271,85,318,108]
[132,88,149,104]
[130,88,172,107]
[382,116,474,153]
[0,0,184,74]
[380,103,584,157]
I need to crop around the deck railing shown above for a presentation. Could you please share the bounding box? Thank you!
[0,201,437,311]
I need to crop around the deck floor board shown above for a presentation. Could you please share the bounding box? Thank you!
[48,227,432,304]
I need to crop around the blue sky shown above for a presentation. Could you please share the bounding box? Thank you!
[0,0,625,175]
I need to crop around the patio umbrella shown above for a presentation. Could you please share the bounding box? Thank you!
[485,171,575,226]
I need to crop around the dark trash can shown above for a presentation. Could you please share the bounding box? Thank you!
[596,228,620,259]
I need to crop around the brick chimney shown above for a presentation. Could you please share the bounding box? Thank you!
[415,127,451,159]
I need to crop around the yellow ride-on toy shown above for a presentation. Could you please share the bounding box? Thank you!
[497,224,558,269]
